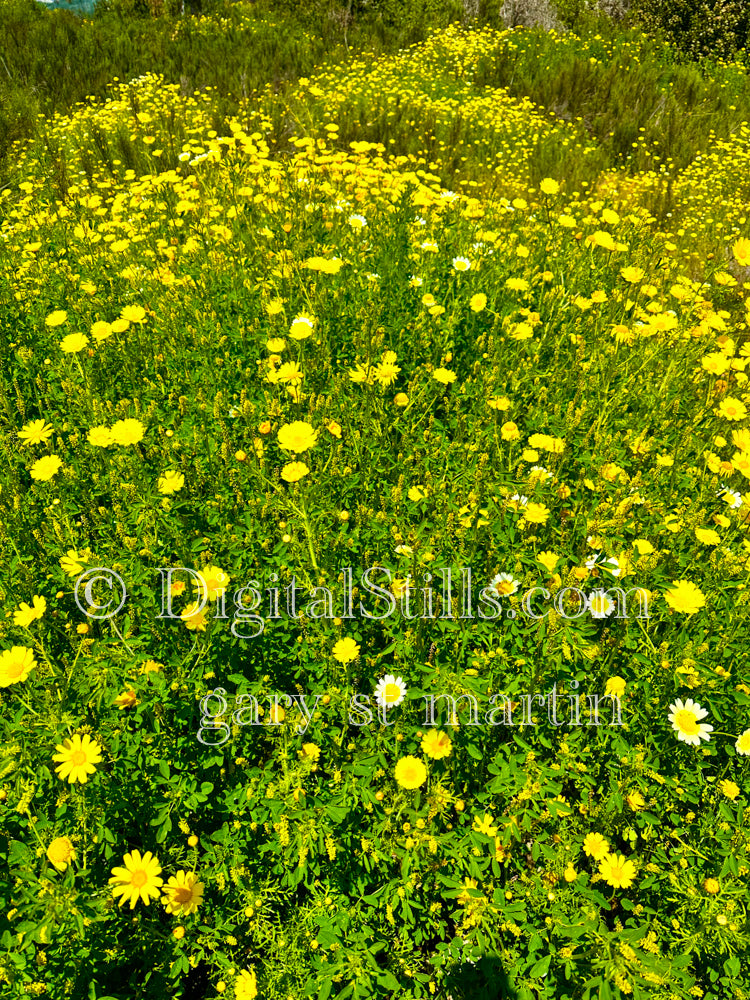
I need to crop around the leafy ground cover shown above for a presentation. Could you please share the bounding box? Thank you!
[1,4,750,999]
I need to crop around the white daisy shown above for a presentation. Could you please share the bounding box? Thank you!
[488,572,519,597]
[668,698,713,746]
[374,675,407,709]
[452,257,471,272]
[587,590,615,619]
[719,488,742,509]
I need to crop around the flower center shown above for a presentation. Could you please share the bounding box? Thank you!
[130,870,148,888]
[674,710,699,735]
[384,684,401,704]
[70,750,87,766]
[173,887,192,903]
[8,659,26,679]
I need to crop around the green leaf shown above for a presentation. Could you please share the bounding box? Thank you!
[529,954,551,978]
[377,971,401,990]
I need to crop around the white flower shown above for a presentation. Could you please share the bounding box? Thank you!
[452,256,471,272]
[510,493,528,507]
[395,544,413,557]
[668,698,713,746]
[409,276,423,287]
[587,590,615,619]
[413,216,427,226]
[420,241,438,251]
[719,488,742,509]
[488,572,519,597]
[374,674,407,709]
[585,552,621,576]
[349,214,368,229]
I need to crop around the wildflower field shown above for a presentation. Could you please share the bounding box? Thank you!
[1,2,750,997]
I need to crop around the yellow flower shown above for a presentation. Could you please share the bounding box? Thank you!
[563,865,577,883]
[583,832,610,860]
[598,853,636,889]
[53,733,103,784]
[60,548,91,576]
[470,293,487,312]
[120,304,147,324]
[457,877,480,906]
[161,870,204,915]
[19,419,54,446]
[332,637,360,663]
[501,421,520,441]
[664,580,705,615]
[537,551,559,573]
[703,877,720,894]
[91,321,113,342]
[45,310,68,327]
[488,396,511,411]
[620,266,645,284]
[522,502,549,525]
[114,688,138,710]
[46,836,75,872]
[181,601,208,631]
[394,756,427,790]
[732,237,750,266]
[60,333,89,353]
[632,539,654,555]
[408,485,429,501]
[433,368,457,384]
[604,676,626,699]
[289,314,315,340]
[300,742,320,762]
[108,849,163,909]
[110,418,145,446]
[193,566,230,601]
[235,969,258,1000]
[718,397,747,422]
[0,646,37,686]
[88,426,113,447]
[421,729,452,760]
[326,420,342,439]
[736,729,750,755]
[719,779,740,801]
[695,527,720,545]
[277,421,318,453]
[30,455,62,481]
[472,813,498,836]
[158,471,185,495]
[626,791,645,811]
[281,461,310,483]
[13,596,46,628]
[540,178,560,196]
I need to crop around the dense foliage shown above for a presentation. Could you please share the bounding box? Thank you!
[1,3,750,1000]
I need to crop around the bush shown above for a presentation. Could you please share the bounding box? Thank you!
[631,0,750,60]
